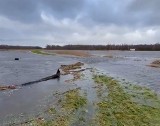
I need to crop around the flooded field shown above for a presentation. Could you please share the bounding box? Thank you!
[0,51,78,124]
[80,51,160,92]
[0,50,160,125]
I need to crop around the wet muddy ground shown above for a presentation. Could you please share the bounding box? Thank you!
[0,50,160,125]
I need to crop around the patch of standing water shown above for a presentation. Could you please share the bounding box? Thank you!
[61,65,98,125]
[0,51,79,125]
[76,51,160,94]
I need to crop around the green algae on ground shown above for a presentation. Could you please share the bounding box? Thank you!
[31,50,53,55]
[93,75,160,126]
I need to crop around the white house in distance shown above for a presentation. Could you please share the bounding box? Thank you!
[130,48,136,51]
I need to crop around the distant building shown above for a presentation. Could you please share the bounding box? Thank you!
[130,49,136,51]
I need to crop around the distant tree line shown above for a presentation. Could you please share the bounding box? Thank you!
[1,44,160,51]
[46,43,160,51]
[0,45,42,49]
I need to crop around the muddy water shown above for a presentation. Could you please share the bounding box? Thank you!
[0,50,160,125]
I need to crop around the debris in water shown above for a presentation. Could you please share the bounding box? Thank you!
[149,59,160,68]
[0,85,16,90]
[15,58,19,60]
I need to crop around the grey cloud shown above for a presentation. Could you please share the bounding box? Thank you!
[0,0,85,23]
[41,0,85,19]
[0,0,40,23]
[85,0,129,25]
[129,0,160,12]
[128,0,160,26]
[0,0,160,26]
[80,0,160,27]
[0,0,160,46]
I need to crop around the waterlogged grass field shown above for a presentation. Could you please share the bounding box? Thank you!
[93,75,160,126]
[1,51,160,126]
[16,74,160,126]
[21,88,87,126]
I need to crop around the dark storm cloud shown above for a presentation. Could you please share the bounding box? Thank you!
[0,0,160,26]
[84,0,160,27]
[41,0,85,19]
[128,0,160,26]
[84,0,128,25]
[0,0,40,23]
[0,0,85,23]
[0,0,160,46]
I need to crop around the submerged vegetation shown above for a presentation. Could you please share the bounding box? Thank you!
[4,60,160,126]
[93,75,160,126]
[22,74,160,126]
[19,88,87,126]
[61,88,87,111]
[8,70,160,126]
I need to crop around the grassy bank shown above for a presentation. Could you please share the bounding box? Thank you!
[31,50,53,55]
[93,75,160,126]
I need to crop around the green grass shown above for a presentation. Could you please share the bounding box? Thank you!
[61,88,87,112]
[21,89,87,126]
[93,75,160,126]
[10,72,160,126]
[31,50,53,55]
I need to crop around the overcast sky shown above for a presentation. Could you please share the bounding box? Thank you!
[0,0,160,47]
